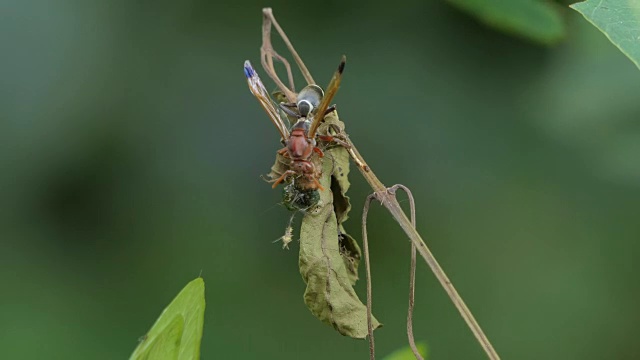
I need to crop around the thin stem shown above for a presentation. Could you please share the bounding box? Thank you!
[261,14,297,103]
[346,137,501,360]
[389,184,422,360]
[362,194,376,360]
[263,8,315,85]
[363,185,422,360]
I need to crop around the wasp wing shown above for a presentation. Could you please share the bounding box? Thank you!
[308,56,346,139]
[244,60,290,140]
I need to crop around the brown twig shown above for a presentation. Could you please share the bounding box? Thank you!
[362,194,377,360]
[263,8,315,86]
[261,14,297,103]
[363,184,421,360]
[349,137,500,360]
[389,184,422,360]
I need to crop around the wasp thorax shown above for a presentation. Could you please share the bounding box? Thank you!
[296,85,324,117]
[291,119,311,132]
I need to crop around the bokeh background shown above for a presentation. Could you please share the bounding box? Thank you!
[2,0,639,359]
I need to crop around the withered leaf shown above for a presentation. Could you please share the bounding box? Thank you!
[297,111,380,338]
[319,112,361,285]
[338,227,361,286]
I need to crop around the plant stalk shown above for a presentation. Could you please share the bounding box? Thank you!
[345,136,501,360]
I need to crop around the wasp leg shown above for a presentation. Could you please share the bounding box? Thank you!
[317,134,368,171]
[312,177,324,191]
[272,170,296,188]
[313,147,325,158]
[317,135,350,149]
[324,105,336,116]
[277,147,290,158]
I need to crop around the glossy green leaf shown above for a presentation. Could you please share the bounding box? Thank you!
[382,342,428,360]
[447,0,565,44]
[571,0,640,70]
[130,278,206,360]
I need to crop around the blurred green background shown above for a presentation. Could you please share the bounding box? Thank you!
[2,0,639,359]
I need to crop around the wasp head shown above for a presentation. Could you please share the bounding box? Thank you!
[296,84,324,118]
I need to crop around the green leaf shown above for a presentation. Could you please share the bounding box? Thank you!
[135,316,183,360]
[130,278,206,360]
[382,342,428,360]
[446,0,565,44]
[571,0,640,70]
[298,111,380,338]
